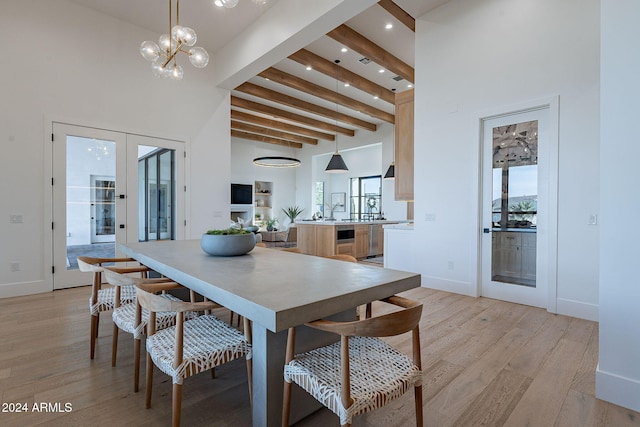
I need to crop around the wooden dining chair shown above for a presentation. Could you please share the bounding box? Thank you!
[322,254,370,318]
[77,256,149,359]
[282,295,423,427]
[324,254,358,263]
[136,282,253,427]
[103,268,195,392]
[280,247,303,253]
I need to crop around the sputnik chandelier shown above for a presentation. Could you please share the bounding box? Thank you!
[140,0,209,80]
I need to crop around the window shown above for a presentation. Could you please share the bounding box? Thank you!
[349,175,382,221]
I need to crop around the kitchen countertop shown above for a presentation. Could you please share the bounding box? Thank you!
[384,223,414,230]
[296,220,408,226]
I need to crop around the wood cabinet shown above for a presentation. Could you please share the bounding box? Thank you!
[492,231,536,283]
[315,226,335,257]
[297,224,335,256]
[394,89,414,201]
[354,225,369,259]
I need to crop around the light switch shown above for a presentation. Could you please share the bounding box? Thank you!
[9,214,23,223]
[588,214,598,225]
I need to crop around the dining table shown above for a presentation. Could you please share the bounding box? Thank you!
[119,239,421,426]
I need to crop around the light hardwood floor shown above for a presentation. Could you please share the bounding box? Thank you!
[0,286,638,426]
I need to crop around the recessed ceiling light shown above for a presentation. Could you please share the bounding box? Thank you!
[407,84,413,88]
[373,96,379,100]
[344,83,350,87]
[385,23,393,30]
[379,69,385,73]
[341,47,348,53]
[306,66,312,71]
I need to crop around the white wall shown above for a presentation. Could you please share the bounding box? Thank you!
[597,0,640,412]
[230,138,297,227]
[411,0,600,319]
[291,122,407,221]
[0,0,229,296]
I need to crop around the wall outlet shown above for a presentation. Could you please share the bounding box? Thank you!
[9,214,23,223]
[10,262,20,272]
[425,213,436,222]
[448,261,454,270]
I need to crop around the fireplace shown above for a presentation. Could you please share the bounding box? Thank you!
[230,204,253,225]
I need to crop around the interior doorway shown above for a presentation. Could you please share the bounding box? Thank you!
[480,102,558,310]
[51,123,185,289]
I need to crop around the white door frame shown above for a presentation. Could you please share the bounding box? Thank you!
[46,121,186,290]
[476,96,559,312]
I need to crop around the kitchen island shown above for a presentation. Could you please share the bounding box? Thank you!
[296,220,406,259]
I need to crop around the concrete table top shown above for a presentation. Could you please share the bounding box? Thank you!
[120,240,421,332]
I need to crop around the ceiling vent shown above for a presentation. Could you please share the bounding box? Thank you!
[358,57,372,65]
[392,75,404,81]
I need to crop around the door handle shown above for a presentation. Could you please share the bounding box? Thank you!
[483,228,491,234]
[119,194,126,199]
[119,224,125,229]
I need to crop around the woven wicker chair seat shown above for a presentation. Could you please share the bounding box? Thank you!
[284,336,422,425]
[89,285,136,315]
[112,294,193,339]
[146,315,252,385]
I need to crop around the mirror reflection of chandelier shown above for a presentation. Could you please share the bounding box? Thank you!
[139,0,209,80]
[214,0,268,8]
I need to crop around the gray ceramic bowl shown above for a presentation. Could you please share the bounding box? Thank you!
[200,233,256,256]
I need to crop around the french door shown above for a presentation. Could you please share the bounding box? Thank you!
[51,123,185,289]
[480,105,557,309]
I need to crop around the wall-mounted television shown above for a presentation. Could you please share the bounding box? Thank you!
[231,183,252,205]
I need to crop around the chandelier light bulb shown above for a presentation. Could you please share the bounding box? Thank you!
[151,60,165,78]
[140,41,160,61]
[189,47,209,68]
[181,27,197,46]
[158,34,175,51]
[171,25,185,41]
[168,64,184,80]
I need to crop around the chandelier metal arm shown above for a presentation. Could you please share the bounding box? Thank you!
[162,40,185,68]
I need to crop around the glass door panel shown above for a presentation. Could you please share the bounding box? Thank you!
[53,124,125,289]
[491,120,538,287]
[481,108,550,308]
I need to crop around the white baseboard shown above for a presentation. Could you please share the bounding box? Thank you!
[0,280,50,299]
[556,297,599,321]
[423,276,477,297]
[596,364,640,413]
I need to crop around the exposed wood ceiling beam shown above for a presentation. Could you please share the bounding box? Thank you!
[289,49,395,104]
[327,24,414,83]
[231,130,303,149]
[378,0,415,32]
[231,96,355,137]
[231,110,335,141]
[236,82,377,132]
[231,121,318,145]
[258,68,394,124]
